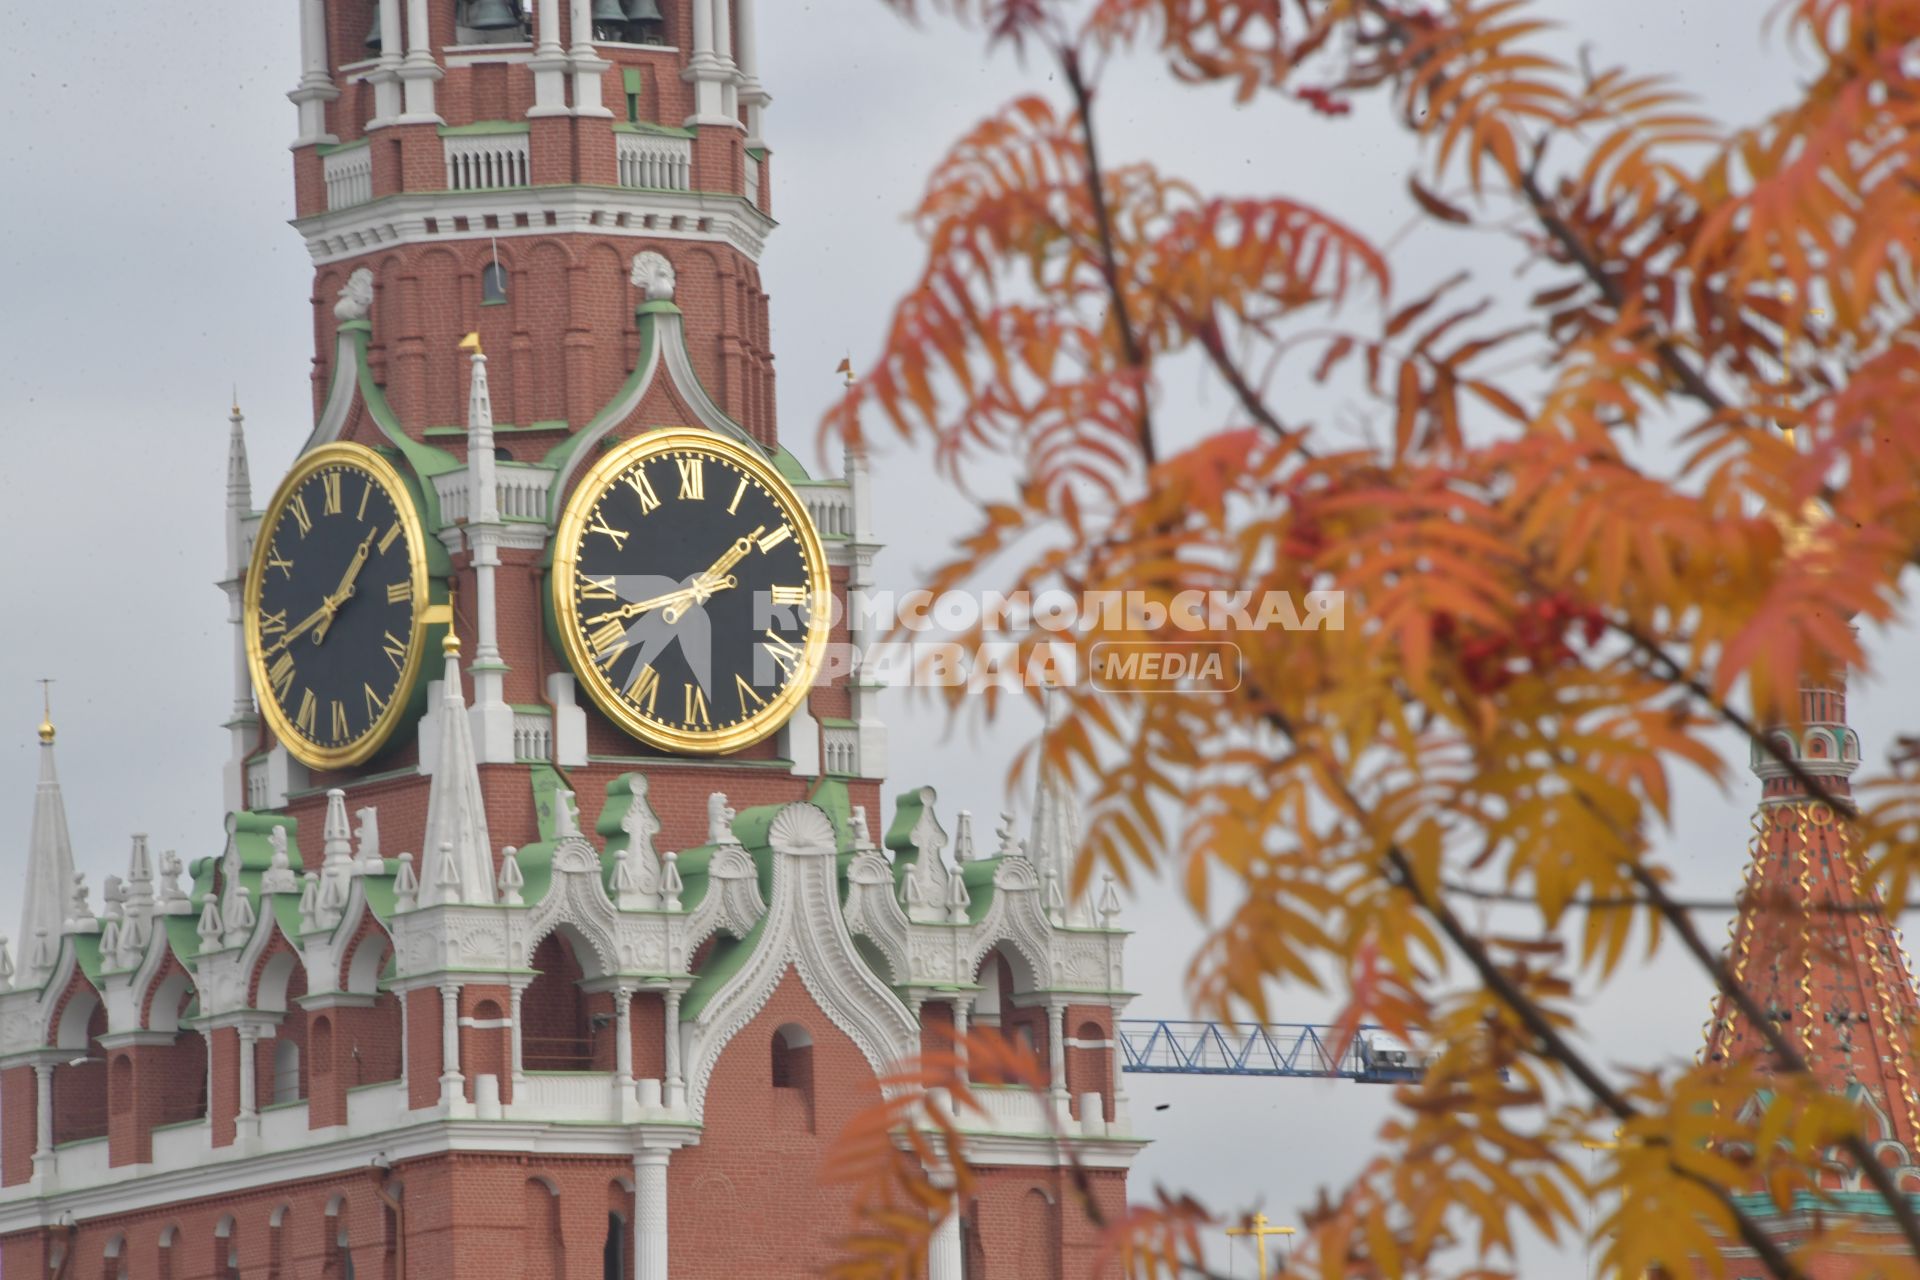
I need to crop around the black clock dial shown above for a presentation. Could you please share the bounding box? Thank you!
[554,432,829,754]
[245,445,430,769]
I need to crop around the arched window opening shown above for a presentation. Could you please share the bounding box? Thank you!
[771,1024,815,1132]
[269,1206,290,1280]
[596,0,665,44]
[524,1178,564,1280]
[602,1212,626,1280]
[158,1226,179,1280]
[104,1234,128,1280]
[458,0,531,43]
[214,1216,239,1280]
[363,0,383,53]
[481,262,509,305]
[1017,1188,1061,1280]
[273,1038,303,1106]
[109,1054,133,1116]
[524,933,593,1071]
[325,1201,356,1280]
[52,995,108,1144]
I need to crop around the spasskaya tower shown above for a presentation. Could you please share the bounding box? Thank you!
[0,5,1141,1278]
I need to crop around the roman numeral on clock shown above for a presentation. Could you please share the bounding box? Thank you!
[290,494,313,537]
[321,471,344,516]
[769,586,807,607]
[580,576,617,601]
[331,700,350,742]
[382,631,408,672]
[676,457,704,500]
[295,688,318,738]
[364,683,389,720]
[762,630,801,678]
[260,609,288,637]
[624,468,662,515]
[684,683,711,728]
[268,653,295,701]
[387,581,412,605]
[590,511,631,549]
[628,663,660,715]
[736,675,767,713]
[756,525,793,554]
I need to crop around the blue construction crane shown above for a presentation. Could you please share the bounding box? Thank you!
[1115,1020,1422,1084]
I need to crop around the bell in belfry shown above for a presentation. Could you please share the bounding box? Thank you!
[593,0,627,23]
[365,8,383,50]
[464,0,523,31]
[623,0,664,20]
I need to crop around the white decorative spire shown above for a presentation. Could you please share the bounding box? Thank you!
[498,848,525,907]
[462,333,516,765]
[19,695,78,987]
[953,810,976,863]
[1029,691,1090,926]
[418,634,494,908]
[223,399,259,813]
[320,789,357,895]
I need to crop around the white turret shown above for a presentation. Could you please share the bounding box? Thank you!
[18,702,77,988]
[843,440,888,782]
[417,633,495,908]
[461,336,517,765]
[222,399,259,813]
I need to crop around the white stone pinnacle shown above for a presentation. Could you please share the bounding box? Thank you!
[19,728,77,986]
[418,644,495,908]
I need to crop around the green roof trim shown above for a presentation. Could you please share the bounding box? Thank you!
[769,445,813,484]
[315,137,370,157]
[622,67,644,94]
[437,120,532,136]
[611,120,698,139]
[71,934,105,983]
[680,913,766,1020]
[540,307,666,525]
[343,323,461,535]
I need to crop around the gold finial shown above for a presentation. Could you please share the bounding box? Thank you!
[836,356,856,388]
[459,332,483,357]
[443,628,462,657]
[36,679,54,744]
[231,384,242,418]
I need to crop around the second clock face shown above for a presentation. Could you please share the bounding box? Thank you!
[244,443,431,770]
[553,430,830,754]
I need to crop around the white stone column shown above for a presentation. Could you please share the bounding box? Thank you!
[633,1149,670,1280]
[568,0,611,116]
[1046,1003,1070,1122]
[31,1063,54,1179]
[398,0,444,123]
[509,983,527,1089]
[614,987,635,1088]
[439,983,464,1105]
[529,0,570,117]
[683,0,729,126]
[371,0,406,126]
[663,989,683,1106]
[735,0,767,146]
[290,0,340,146]
[928,1203,963,1280]
[951,999,971,1085]
[465,352,515,765]
[237,1026,263,1141]
[712,0,739,119]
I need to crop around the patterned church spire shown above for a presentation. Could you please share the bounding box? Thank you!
[18,691,77,988]
[1029,689,1088,926]
[416,632,494,908]
[1703,664,1920,1197]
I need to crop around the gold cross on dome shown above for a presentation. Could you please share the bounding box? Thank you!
[1225,1212,1295,1279]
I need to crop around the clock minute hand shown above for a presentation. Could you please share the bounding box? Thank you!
[311,530,378,645]
[661,527,767,624]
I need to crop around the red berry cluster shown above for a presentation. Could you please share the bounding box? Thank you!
[1431,593,1606,694]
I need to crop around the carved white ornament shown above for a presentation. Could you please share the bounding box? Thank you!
[629,251,677,302]
[334,267,375,322]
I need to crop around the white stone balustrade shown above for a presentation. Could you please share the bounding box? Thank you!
[323,146,374,210]
[434,467,551,524]
[616,133,692,192]
[445,133,531,191]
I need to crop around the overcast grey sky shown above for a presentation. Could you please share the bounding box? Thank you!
[2,2,1914,1274]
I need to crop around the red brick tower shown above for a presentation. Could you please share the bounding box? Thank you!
[1704,668,1920,1275]
[0,4,1141,1277]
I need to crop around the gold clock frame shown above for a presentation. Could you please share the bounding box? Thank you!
[552,429,832,756]
[243,441,433,771]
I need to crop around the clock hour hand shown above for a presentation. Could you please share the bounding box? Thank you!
[660,527,766,624]
[261,596,339,659]
[311,530,378,645]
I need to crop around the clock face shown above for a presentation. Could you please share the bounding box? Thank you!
[244,443,432,770]
[552,430,831,755]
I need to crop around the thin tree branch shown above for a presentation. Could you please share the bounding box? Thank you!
[1060,45,1158,468]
